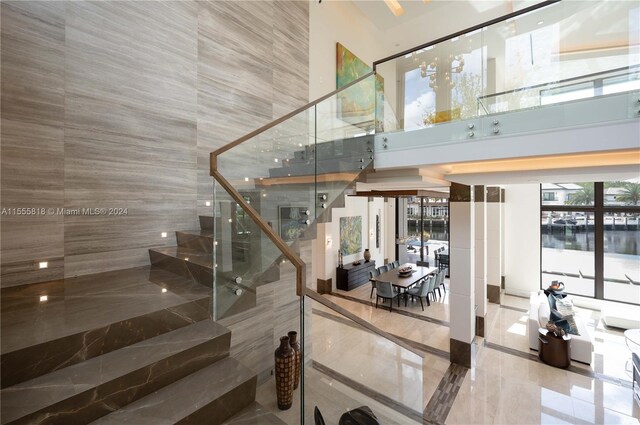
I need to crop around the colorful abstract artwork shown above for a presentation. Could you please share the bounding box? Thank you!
[279,206,308,242]
[340,216,362,256]
[336,43,383,130]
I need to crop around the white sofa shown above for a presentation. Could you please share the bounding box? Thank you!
[529,291,593,364]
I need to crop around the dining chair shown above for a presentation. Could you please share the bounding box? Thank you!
[438,269,447,294]
[392,260,400,268]
[374,281,399,312]
[369,269,380,299]
[406,275,434,310]
[378,265,388,274]
[433,271,442,298]
[386,262,394,270]
[428,273,439,300]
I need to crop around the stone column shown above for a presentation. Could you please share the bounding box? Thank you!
[486,187,501,304]
[449,183,475,367]
[474,185,487,337]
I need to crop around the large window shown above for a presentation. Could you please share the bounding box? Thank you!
[396,196,449,266]
[541,181,640,305]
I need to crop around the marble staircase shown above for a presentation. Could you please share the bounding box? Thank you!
[0,266,273,425]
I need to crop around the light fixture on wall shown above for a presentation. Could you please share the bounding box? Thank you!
[326,237,332,248]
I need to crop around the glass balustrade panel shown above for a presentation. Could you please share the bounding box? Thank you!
[301,296,425,425]
[374,1,640,145]
[314,76,376,232]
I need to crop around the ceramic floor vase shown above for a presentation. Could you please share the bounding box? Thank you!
[288,331,301,390]
[275,336,294,410]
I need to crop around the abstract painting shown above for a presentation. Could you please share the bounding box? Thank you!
[340,216,362,256]
[336,42,383,129]
[279,206,308,242]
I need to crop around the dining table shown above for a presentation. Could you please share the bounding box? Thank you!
[372,263,438,291]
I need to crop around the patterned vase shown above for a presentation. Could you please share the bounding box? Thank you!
[364,249,371,262]
[274,336,294,410]
[288,331,301,390]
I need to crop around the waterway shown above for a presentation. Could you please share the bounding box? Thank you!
[542,229,639,255]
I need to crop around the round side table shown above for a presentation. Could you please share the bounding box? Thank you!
[538,328,571,368]
[624,329,640,354]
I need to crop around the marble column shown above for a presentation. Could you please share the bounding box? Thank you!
[486,187,501,304]
[474,186,487,337]
[449,183,475,368]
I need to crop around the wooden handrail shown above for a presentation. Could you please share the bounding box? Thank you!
[210,166,306,295]
[372,0,560,68]
[211,71,375,159]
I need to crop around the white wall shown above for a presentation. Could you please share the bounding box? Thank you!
[317,196,387,289]
[309,1,391,100]
[504,184,541,296]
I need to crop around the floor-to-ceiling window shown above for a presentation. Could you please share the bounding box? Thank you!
[541,181,640,305]
[396,196,449,266]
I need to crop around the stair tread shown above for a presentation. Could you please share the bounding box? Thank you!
[176,229,214,238]
[91,357,255,425]
[1,320,229,424]
[150,246,213,269]
[1,266,210,355]
[222,402,286,425]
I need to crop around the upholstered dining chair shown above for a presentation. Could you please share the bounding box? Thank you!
[392,260,400,268]
[369,269,380,299]
[378,265,388,274]
[374,281,399,312]
[406,275,434,310]
[435,270,446,297]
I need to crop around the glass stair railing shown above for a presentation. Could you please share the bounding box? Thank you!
[211,73,376,319]
[208,0,640,422]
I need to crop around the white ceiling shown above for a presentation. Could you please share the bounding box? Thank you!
[350,0,637,59]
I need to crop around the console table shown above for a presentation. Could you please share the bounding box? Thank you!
[336,261,376,291]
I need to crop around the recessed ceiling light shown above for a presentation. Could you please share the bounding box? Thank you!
[384,0,404,17]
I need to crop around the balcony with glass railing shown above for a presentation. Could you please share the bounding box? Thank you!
[373,0,640,154]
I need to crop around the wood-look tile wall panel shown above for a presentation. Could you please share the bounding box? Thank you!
[1,2,65,286]
[196,0,310,216]
[1,0,309,285]
[62,1,199,278]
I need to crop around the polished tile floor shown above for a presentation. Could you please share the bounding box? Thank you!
[287,283,640,424]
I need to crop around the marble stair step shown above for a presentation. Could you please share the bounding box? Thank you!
[221,402,286,425]
[176,229,215,253]
[91,356,257,425]
[149,246,213,287]
[1,266,211,388]
[0,320,231,425]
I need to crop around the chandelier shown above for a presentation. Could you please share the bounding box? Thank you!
[417,54,465,90]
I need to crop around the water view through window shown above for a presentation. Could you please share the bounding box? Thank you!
[541,181,640,305]
[541,211,595,297]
